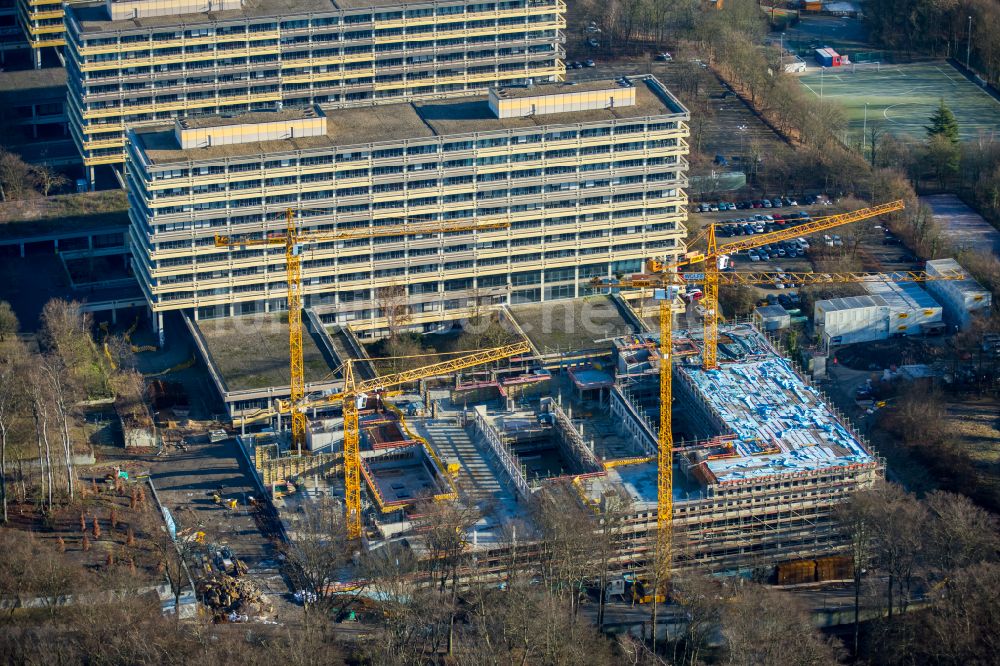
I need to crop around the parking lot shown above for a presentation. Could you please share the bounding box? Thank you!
[682,196,925,308]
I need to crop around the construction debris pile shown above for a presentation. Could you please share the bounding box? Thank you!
[198,572,272,623]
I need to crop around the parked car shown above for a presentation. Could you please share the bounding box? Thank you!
[587,38,600,47]
[571,61,583,69]
[584,59,596,67]
[655,52,673,61]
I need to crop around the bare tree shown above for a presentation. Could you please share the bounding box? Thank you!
[0,148,34,201]
[376,282,412,341]
[0,301,17,342]
[40,354,77,500]
[0,338,27,523]
[669,573,725,666]
[531,482,597,622]
[924,491,999,573]
[282,496,357,616]
[722,583,843,666]
[25,365,54,511]
[414,496,479,655]
[31,166,70,197]
[837,485,882,655]
[138,502,192,618]
[594,486,632,630]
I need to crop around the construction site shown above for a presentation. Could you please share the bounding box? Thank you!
[180,199,986,588]
[219,297,879,582]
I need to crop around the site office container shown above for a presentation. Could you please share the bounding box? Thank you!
[814,48,843,67]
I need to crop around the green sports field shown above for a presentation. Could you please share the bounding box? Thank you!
[798,61,1000,142]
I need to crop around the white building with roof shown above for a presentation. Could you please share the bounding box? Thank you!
[862,281,942,336]
[924,258,992,329]
[814,294,889,346]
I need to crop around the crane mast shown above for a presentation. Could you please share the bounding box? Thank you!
[285,208,307,455]
[215,209,510,455]
[293,341,531,539]
[671,200,906,369]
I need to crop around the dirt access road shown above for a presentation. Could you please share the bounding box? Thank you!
[148,436,301,623]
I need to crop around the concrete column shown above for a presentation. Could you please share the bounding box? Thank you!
[111,307,118,325]
[53,239,59,253]
[156,312,165,348]
[574,266,581,298]
[33,48,41,70]
[88,234,94,250]
[87,166,95,191]
[19,242,25,258]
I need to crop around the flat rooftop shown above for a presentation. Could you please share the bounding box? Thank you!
[177,108,319,129]
[674,325,873,486]
[71,0,334,32]
[508,295,638,354]
[863,280,940,311]
[71,0,534,32]
[195,314,337,392]
[0,68,67,103]
[493,80,630,99]
[130,77,686,165]
[581,461,705,509]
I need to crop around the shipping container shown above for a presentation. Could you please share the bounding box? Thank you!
[815,48,833,67]
[776,559,817,585]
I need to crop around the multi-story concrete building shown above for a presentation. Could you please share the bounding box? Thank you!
[65,0,567,184]
[16,0,87,66]
[1,0,26,59]
[124,76,689,343]
[0,68,79,166]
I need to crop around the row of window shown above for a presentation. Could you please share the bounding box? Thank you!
[144,131,679,182]
[149,184,680,218]
[83,17,556,64]
[147,206,679,237]
[77,1,553,49]
[83,45,556,96]
[151,244,652,295]
[156,262,612,289]
[149,170,679,204]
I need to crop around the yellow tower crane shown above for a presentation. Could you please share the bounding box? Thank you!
[591,257,964,598]
[215,210,510,454]
[284,341,531,539]
[659,199,907,369]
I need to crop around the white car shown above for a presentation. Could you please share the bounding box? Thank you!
[656,52,673,62]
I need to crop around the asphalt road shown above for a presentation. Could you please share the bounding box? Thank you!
[922,193,1000,257]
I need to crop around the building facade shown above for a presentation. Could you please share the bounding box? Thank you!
[65,0,566,182]
[124,76,690,342]
[16,0,88,66]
